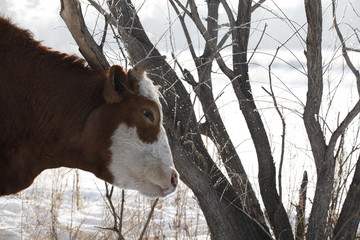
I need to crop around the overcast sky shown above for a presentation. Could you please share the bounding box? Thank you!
[1,0,359,60]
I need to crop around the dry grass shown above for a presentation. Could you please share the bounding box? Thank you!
[0,168,210,240]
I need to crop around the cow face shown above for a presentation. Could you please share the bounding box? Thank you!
[103,57,178,198]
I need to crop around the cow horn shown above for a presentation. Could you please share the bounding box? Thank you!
[131,55,166,77]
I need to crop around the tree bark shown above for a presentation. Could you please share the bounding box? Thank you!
[303,0,334,238]
[295,171,308,240]
[229,0,294,239]
[333,156,360,240]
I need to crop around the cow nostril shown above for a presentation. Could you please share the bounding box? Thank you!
[171,171,178,188]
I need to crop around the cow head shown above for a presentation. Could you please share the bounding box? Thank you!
[99,56,178,198]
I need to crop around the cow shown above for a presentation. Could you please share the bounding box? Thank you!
[0,17,178,198]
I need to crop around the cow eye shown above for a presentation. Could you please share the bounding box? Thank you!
[142,109,154,122]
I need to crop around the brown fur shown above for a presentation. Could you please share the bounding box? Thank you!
[0,17,160,195]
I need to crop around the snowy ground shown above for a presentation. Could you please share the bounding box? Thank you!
[0,168,209,240]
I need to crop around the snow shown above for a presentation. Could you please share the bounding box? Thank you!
[0,169,210,240]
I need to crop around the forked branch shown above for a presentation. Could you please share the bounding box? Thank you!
[331,0,360,96]
[59,0,109,70]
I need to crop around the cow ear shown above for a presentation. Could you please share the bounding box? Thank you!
[103,65,131,103]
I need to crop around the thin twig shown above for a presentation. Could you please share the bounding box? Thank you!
[99,14,108,50]
[251,0,266,12]
[168,0,198,62]
[264,45,287,202]
[327,0,360,152]
[248,23,267,63]
[332,0,360,96]
[346,47,360,53]
[104,182,125,240]
[172,0,234,80]
[138,198,159,240]
[109,22,128,68]
[88,0,116,25]
[119,189,125,233]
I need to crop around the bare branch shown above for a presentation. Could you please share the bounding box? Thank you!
[271,0,306,47]
[332,0,360,96]
[168,0,198,62]
[171,52,198,87]
[346,47,360,53]
[251,0,266,12]
[172,0,235,80]
[220,0,236,28]
[88,0,116,25]
[119,190,125,236]
[99,15,108,50]
[60,0,109,70]
[139,198,159,240]
[265,45,287,202]
[104,183,125,240]
[248,23,267,63]
[329,101,360,152]
[182,69,198,87]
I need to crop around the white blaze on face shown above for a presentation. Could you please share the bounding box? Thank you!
[108,73,178,198]
[137,73,163,114]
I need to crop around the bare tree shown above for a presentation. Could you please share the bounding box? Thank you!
[304,0,360,239]
[59,0,360,239]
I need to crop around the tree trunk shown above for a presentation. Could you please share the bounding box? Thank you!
[303,0,335,239]
[333,156,360,240]
[231,0,293,239]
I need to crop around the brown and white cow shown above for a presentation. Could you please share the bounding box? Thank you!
[0,17,178,198]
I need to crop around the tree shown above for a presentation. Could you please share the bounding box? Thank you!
[60,0,360,239]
